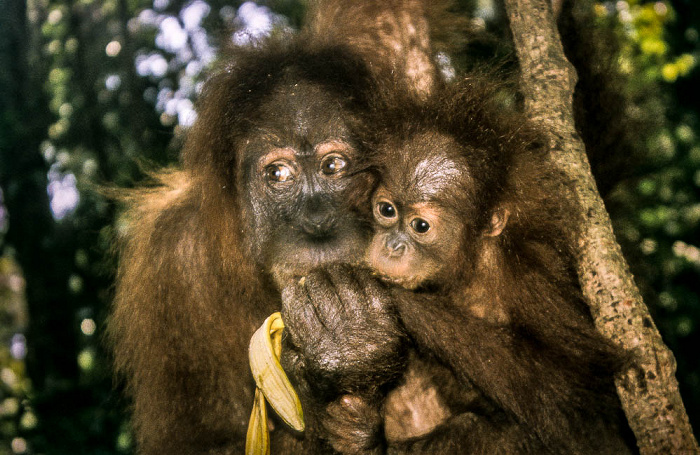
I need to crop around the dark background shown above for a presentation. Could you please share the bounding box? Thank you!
[0,0,698,453]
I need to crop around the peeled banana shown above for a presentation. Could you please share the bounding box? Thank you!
[246,312,304,455]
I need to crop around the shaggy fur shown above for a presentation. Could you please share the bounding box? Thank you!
[306,80,639,454]
[108,35,383,454]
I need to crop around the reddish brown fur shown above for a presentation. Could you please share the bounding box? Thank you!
[108,35,383,454]
[108,1,643,453]
[329,78,638,453]
[110,169,274,453]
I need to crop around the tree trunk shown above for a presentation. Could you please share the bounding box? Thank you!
[502,0,699,453]
[306,0,450,98]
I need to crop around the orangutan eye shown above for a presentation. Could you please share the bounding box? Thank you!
[320,154,348,176]
[265,162,295,183]
[377,201,397,219]
[410,218,430,234]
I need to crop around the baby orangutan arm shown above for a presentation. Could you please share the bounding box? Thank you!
[387,286,629,454]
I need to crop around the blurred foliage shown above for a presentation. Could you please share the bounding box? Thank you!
[0,0,698,453]
[603,0,700,426]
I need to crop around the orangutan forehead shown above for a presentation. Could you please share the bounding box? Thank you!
[411,154,465,199]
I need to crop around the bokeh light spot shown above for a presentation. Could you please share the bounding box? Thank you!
[106,40,122,57]
[81,318,97,336]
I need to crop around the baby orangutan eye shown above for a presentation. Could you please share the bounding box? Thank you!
[320,154,348,176]
[410,218,430,233]
[265,162,295,183]
[377,201,397,219]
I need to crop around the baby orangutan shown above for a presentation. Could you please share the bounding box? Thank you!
[367,131,509,294]
[318,82,637,454]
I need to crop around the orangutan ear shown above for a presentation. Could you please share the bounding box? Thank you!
[484,207,510,237]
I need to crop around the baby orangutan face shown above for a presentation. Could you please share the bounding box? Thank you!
[367,186,465,289]
[365,131,510,290]
[365,131,474,289]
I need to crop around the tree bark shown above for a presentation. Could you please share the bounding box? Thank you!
[306,0,450,98]
[502,0,699,453]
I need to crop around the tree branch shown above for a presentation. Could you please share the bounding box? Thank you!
[501,0,699,452]
[306,0,447,98]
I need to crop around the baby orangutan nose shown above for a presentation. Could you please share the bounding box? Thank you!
[385,235,408,257]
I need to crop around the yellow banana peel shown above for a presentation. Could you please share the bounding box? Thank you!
[246,388,270,455]
[246,312,304,455]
